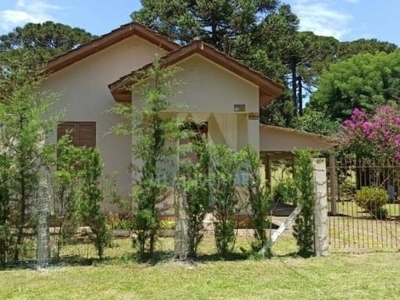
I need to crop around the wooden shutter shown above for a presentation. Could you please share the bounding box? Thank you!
[77,122,96,148]
[57,122,96,148]
[57,122,78,146]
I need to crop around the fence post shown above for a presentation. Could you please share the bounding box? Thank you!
[36,178,51,269]
[174,190,188,260]
[313,158,329,256]
[329,153,338,216]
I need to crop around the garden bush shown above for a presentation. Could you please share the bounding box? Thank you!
[272,178,298,204]
[241,146,271,253]
[160,220,176,230]
[355,186,388,212]
[371,207,388,220]
[210,144,243,258]
[292,150,315,257]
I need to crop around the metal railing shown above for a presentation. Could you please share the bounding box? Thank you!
[328,156,400,251]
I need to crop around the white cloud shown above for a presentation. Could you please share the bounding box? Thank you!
[0,0,62,31]
[291,0,359,40]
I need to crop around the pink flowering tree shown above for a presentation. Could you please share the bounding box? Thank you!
[342,105,400,162]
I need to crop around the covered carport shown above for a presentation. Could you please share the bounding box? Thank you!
[259,124,337,189]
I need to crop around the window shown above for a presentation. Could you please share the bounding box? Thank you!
[57,122,96,148]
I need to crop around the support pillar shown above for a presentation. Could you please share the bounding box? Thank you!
[313,158,329,257]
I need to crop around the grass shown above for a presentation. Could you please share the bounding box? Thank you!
[1,235,400,300]
[333,201,400,218]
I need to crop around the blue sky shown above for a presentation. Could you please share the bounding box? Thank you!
[0,0,399,45]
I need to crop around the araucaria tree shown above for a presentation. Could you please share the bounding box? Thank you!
[110,57,182,257]
[0,135,12,266]
[0,57,62,263]
[132,0,300,126]
[0,21,94,69]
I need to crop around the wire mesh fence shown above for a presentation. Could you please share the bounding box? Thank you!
[328,156,400,251]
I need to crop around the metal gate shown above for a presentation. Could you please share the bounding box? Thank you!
[327,156,400,251]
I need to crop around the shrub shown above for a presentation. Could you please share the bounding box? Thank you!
[115,219,134,231]
[51,140,84,260]
[241,146,271,252]
[106,213,133,231]
[371,207,388,220]
[343,106,400,162]
[160,220,176,230]
[174,136,210,259]
[79,149,112,259]
[210,144,243,258]
[109,57,183,258]
[272,178,298,204]
[355,187,388,211]
[292,150,315,257]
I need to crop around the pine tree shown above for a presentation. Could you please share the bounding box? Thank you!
[0,56,63,262]
[109,56,183,257]
[293,150,315,257]
[79,149,111,260]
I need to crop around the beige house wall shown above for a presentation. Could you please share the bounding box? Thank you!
[132,55,261,152]
[42,42,273,212]
[172,55,259,114]
[42,35,166,202]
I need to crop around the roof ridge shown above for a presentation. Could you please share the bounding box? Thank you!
[109,39,283,91]
[44,22,180,74]
[109,40,284,106]
[109,41,199,88]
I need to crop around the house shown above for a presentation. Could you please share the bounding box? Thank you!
[42,22,335,210]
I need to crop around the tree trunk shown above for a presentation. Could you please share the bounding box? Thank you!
[291,60,298,116]
[14,114,26,262]
[298,76,303,116]
[14,165,26,262]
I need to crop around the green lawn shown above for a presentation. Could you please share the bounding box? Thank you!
[332,201,400,218]
[1,236,400,300]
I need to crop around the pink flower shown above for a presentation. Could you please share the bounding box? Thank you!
[376,119,386,128]
[342,106,400,158]
[395,151,400,160]
[352,108,364,117]
[384,130,392,139]
[366,132,376,141]
[361,122,373,134]
[343,120,355,129]
[351,108,367,122]
[392,116,400,125]
[379,106,391,114]
[395,135,400,146]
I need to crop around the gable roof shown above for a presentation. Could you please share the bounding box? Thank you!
[108,40,284,106]
[44,22,180,74]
